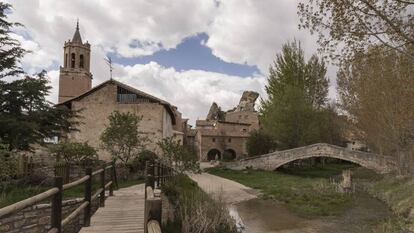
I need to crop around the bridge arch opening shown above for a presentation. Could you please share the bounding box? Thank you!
[276,157,361,177]
[207,149,221,161]
[223,149,237,161]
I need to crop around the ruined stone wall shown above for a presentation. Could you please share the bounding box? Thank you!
[225,111,259,130]
[0,198,100,233]
[68,83,171,160]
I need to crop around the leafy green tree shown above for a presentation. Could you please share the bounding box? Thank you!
[0,72,79,150]
[0,3,26,78]
[100,111,148,165]
[0,4,79,151]
[50,142,97,165]
[246,130,276,156]
[157,137,200,173]
[260,41,341,149]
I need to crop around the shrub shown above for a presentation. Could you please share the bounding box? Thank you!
[158,137,200,173]
[49,142,97,165]
[127,150,157,173]
[0,145,17,182]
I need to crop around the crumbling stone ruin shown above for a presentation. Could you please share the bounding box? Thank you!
[231,91,259,112]
[188,91,260,161]
[206,102,225,121]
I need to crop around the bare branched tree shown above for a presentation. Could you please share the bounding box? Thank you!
[298,0,414,62]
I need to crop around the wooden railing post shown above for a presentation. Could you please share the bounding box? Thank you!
[145,161,155,189]
[84,167,92,227]
[112,161,118,189]
[51,176,63,233]
[156,161,161,188]
[65,162,70,184]
[150,162,155,189]
[100,164,106,207]
[109,164,114,196]
[162,164,167,184]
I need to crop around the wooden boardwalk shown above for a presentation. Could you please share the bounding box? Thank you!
[79,184,145,233]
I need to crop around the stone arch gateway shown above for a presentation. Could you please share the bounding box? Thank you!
[225,143,396,174]
[207,149,222,161]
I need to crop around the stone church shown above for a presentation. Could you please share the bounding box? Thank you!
[57,23,186,160]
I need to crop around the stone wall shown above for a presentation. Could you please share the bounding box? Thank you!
[67,83,173,160]
[225,143,396,174]
[199,135,247,161]
[0,198,100,233]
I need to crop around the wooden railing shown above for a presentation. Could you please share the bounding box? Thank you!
[144,161,176,233]
[0,162,118,233]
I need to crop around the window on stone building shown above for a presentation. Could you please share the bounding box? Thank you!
[228,138,232,143]
[117,86,152,104]
[65,53,68,67]
[71,53,76,68]
[212,138,216,142]
[117,86,137,103]
[79,54,84,68]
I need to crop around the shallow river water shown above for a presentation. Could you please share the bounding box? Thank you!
[229,192,392,233]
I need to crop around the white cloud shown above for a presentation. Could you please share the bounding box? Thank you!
[7,0,216,58]
[7,0,338,122]
[207,0,317,72]
[113,62,265,125]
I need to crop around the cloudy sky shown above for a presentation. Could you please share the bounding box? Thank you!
[7,0,337,124]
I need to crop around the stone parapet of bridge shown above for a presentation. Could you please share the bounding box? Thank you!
[225,143,396,174]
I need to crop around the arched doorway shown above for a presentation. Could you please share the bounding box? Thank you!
[207,149,221,161]
[223,149,237,161]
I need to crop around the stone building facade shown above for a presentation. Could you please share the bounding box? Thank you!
[57,23,183,160]
[191,91,260,161]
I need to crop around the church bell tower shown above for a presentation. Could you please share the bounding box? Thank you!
[58,21,93,103]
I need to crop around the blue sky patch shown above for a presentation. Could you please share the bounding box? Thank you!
[110,33,260,77]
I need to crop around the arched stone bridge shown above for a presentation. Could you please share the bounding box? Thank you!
[225,143,396,174]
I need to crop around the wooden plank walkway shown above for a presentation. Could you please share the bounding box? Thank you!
[79,184,145,233]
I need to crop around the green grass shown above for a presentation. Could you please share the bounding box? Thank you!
[0,185,49,208]
[207,165,354,217]
[0,176,145,208]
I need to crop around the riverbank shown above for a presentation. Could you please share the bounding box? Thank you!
[207,165,352,216]
[207,164,411,232]
[357,171,414,232]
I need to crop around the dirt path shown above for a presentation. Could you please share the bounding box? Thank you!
[188,173,257,204]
